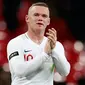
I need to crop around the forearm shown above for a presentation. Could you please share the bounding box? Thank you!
[52,47,70,76]
[52,56,70,76]
[10,52,49,77]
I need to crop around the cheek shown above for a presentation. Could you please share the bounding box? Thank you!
[44,20,49,26]
[30,18,36,24]
[31,17,37,23]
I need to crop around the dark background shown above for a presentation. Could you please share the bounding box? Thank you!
[0,0,85,85]
[3,0,85,42]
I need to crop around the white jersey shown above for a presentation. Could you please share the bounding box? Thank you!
[7,32,70,85]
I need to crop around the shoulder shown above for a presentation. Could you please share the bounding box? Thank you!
[52,41,65,55]
[56,41,63,47]
[56,41,65,50]
[7,33,25,47]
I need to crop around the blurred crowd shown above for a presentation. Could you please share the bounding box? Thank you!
[0,0,85,85]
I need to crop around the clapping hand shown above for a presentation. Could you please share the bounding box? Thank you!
[44,28,57,54]
[46,28,57,49]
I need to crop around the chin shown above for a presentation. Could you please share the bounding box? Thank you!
[36,27,45,32]
[37,26,44,29]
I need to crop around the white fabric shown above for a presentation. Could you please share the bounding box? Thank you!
[7,32,70,85]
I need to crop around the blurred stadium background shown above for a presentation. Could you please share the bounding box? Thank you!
[0,0,85,85]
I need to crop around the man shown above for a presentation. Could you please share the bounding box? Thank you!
[7,2,70,85]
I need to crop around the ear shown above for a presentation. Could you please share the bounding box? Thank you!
[47,18,50,25]
[25,15,29,23]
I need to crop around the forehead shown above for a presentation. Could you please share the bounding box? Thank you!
[29,6,49,15]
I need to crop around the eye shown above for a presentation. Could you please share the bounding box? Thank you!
[42,14,48,18]
[34,13,39,16]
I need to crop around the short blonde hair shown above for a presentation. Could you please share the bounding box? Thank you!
[28,2,50,15]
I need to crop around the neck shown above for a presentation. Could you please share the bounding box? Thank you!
[27,28,44,44]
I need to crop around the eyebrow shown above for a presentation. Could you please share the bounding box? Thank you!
[33,13,48,17]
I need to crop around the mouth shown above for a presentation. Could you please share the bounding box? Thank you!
[36,23,44,26]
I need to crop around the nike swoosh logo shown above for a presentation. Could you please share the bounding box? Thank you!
[24,50,32,52]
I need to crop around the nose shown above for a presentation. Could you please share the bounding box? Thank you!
[38,15,43,21]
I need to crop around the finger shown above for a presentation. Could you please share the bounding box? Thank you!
[48,38,51,42]
[51,28,57,34]
[51,28,57,41]
[46,32,54,39]
[52,28,57,37]
[48,28,57,38]
[48,36,56,49]
[48,29,55,36]
[46,32,57,41]
[47,36,56,44]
